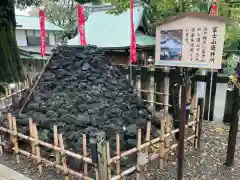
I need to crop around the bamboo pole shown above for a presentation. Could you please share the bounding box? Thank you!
[194,105,200,149]
[53,125,60,173]
[106,141,111,180]
[29,118,35,155]
[0,126,93,163]
[144,121,151,171]
[14,148,94,180]
[82,134,88,180]
[109,120,197,163]
[59,134,70,180]
[33,123,43,174]
[116,132,121,177]
[0,133,3,155]
[7,113,14,143]
[12,117,20,163]
[135,89,169,96]
[136,128,142,180]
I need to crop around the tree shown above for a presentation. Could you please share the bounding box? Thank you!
[0,0,98,84]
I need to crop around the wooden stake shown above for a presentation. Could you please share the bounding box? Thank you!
[12,117,20,163]
[0,133,3,155]
[7,113,14,143]
[116,132,121,176]
[83,134,88,179]
[53,125,60,173]
[136,128,142,180]
[194,105,200,149]
[144,121,151,171]
[29,118,35,155]
[106,141,111,180]
[59,134,70,180]
[33,123,43,174]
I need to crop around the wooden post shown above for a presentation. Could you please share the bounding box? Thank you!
[10,83,18,110]
[136,75,141,97]
[197,98,204,149]
[116,132,121,176]
[136,128,142,180]
[177,68,188,180]
[29,118,35,155]
[148,72,155,112]
[33,123,43,175]
[159,114,165,169]
[7,113,13,142]
[106,141,111,180]
[83,134,88,179]
[225,88,240,166]
[194,105,200,149]
[59,134,70,180]
[0,133,3,155]
[163,67,170,159]
[97,132,110,180]
[53,125,60,173]
[12,117,20,163]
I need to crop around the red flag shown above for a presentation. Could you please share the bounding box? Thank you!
[76,4,87,45]
[130,0,136,63]
[210,0,218,16]
[39,9,46,57]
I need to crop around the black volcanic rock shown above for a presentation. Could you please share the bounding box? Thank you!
[15,46,157,153]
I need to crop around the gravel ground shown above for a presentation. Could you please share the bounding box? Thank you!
[0,121,239,180]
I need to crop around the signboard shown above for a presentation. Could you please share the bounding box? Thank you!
[155,13,227,69]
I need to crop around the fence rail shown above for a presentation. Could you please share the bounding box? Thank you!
[0,102,203,180]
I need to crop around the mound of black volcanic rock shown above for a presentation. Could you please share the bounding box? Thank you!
[16,46,157,152]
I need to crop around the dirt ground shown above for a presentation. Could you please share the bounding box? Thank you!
[0,121,240,180]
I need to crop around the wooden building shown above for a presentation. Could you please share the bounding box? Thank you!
[67,4,155,66]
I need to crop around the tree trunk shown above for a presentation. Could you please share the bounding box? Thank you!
[0,0,25,83]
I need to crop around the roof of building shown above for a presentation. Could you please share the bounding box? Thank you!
[19,48,49,60]
[67,6,155,48]
[154,12,233,27]
[16,15,63,31]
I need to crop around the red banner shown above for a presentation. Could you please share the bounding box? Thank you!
[39,9,46,57]
[210,0,218,16]
[76,4,87,45]
[130,0,136,63]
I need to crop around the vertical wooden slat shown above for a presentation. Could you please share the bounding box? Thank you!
[136,128,142,180]
[106,141,111,180]
[144,121,151,171]
[29,118,35,155]
[53,125,60,173]
[12,117,20,163]
[0,133,3,155]
[83,134,88,179]
[7,113,14,143]
[194,105,200,149]
[33,123,43,174]
[116,132,121,176]
[58,134,70,180]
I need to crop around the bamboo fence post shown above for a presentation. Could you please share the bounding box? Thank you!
[0,133,3,155]
[7,113,14,143]
[159,115,165,169]
[53,125,60,173]
[197,98,204,149]
[33,123,43,175]
[83,134,88,179]
[116,132,121,177]
[144,121,151,171]
[194,105,200,149]
[136,128,142,180]
[59,134,70,180]
[106,140,111,180]
[29,118,35,155]
[12,117,20,163]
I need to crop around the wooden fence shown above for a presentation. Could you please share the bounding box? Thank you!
[0,80,30,113]
[0,100,203,180]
